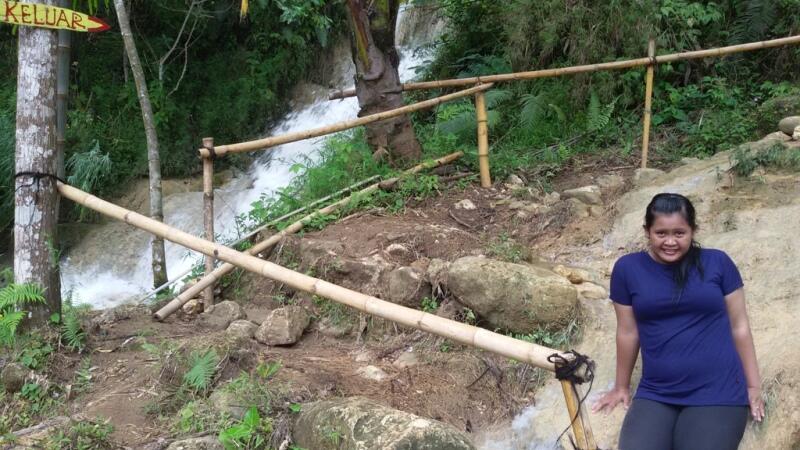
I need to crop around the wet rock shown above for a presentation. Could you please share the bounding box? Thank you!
[356,365,389,382]
[254,306,310,346]
[1,362,27,393]
[446,256,578,333]
[199,301,246,330]
[293,397,475,450]
[385,266,431,308]
[165,436,223,450]
[393,352,419,369]
[225,320,258,341]
[209,389,247,420]
[562,185,602,205]
[454,199,477,210]
[542,191,561,206]
[778,116,800,136]
[633,167,665,187]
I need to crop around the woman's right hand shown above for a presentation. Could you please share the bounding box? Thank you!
[591,386,632,414]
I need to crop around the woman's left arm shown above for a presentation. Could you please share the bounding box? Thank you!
[725,287,764,422]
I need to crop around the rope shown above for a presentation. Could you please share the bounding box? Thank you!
[204,144,217,160]
[547,350,598,450]
[14,171,68,193]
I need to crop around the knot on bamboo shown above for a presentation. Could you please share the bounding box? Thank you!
[548,350,595,384]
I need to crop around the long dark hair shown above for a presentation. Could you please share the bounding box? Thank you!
[645,193,704,291]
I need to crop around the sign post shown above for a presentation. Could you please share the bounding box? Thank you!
[1,1,109,32]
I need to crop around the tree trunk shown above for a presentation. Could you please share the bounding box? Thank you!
[346,0,421,165]
[113,0,168,288]
[14,0,61,323]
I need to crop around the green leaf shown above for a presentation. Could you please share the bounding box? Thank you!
[183,349,219,393]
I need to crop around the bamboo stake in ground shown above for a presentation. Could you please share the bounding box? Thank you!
[328,34,800,99]
[202,137,215,306]
[641,39,656,169]
[199,84,493,158]
[475,89,491,188]
[56,180,589,376]
[559,380,597,450]
[154,152,464,321]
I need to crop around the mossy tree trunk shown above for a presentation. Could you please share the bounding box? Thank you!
[346,0,421,165]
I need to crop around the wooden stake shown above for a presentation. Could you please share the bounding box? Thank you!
[56,179,587,374]
[560,380,597,450]
[475,89,491,188]
[328,34,800,99]
[202,137,215,307]
[199,84,493,158]
[154,152,464,321]
[641,39,656,169]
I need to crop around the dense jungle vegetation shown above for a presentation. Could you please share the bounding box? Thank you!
[2,0,800,233]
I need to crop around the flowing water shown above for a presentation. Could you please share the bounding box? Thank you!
[59,4,444,309]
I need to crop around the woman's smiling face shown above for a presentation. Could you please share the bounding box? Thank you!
[644,212,694,264]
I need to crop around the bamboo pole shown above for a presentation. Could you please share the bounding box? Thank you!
[199,84,493,158]
[56,180,585,374]
[154,152,464,321]
[559,381,597,450]
[641,39,656,169]
[202,138,215,307]
[475,90,491,188]
[328,34,800,100]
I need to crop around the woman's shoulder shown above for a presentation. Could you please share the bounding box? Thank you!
[613,251,647,270]
[699,247,738,266]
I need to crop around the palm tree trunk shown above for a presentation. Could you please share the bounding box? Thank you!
[113,0,168,288]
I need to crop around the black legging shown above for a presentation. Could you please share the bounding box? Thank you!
[619,398,749,450]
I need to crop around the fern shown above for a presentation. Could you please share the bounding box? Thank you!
[485,89,513,109]
[730,0,777,45]
[519,93,547,130]
[62,309,86,351]
[183,348,219,393]
[0,282,45,347]
[586,92,617,132]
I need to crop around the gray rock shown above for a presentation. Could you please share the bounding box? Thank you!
[567,198,591,218]
[385,266,431,308]
[596,174,625,193]
[778,116,800,136]
[209,389,247,420]
[542,191,561,206]
[576,282,608,301]
[562,185,602,205]
[199,301,246,330]
[506,174,524,185]
[393,352,419,369]
[356,365,389,382]
[225,320,258,341]
[454,199,477,210]
[446,256,578,333]
[318,317,352,338]
[385,243,412,259]
[299,238,346,268]
[508,200,526,210]
[333,256,391,296]
[1,362,27,393]
[254,306,310,346]
[293,397,475,450]
[633,167,665,187]
[165,436,223,450]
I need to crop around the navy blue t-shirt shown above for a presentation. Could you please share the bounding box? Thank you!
[609,248,748,406]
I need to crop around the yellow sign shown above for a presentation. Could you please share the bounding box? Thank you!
[1,1,110,32]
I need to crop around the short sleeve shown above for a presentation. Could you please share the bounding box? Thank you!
[609,258,632,305]
[719,251,744,295]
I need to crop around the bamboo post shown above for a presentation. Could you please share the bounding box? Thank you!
[475,89,491,188]
[327,34,800,99]
[202,137,215,307]
[56,180,591,376]
[154,152,464,321]
[559,380,597,450]
[199,84,493,158]
[641,39,656,169]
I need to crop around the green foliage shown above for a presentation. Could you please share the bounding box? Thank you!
[66,141,113,221]
[0,283,46,347]
[44,418,114,450]
[420,296,439,313]
[52,298,88,352]
[182,348,220,394]
[731,143,800,177]
[0,81,14,231]
[486,233,524,263]
[218,406,273,450]
[16,337,54,371]
[512,317,582,349]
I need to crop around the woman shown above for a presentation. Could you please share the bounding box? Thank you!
[592,193,763,450]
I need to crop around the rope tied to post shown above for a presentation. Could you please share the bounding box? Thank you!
[548,350,598,450]
[203,143,217,160]
[14,171,68,193]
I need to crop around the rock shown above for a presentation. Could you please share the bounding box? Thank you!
[589,205,605,217]
[596,174,625,193]
[446,257,578,333]
[427,259,450,282]
[385,243,412,259]
[454,199,477,210]
[506,174,524,185]
[1,362,27,393]
[356,365,389,382]
[567,198,591,218]
[333,256,391,296]
[794,126,800,141]
[576,282,608,301]
[522,203,549,215]
[508,200,526,210]
[385,266,431,308]
[542,191,561,206]
[393,352,419,369]
[318,317,352,338]
[6,416,70,447]
[562,185,602,205]
[166,436,223,450]
[208,389,247,420]
[199,301,246,330]
[353,349,375,363]
[552,265,602,285]
[756,95,800,134]
[633,167,665,187]
[254,306,310,346]
[182,299,203,315]
[225,320,258,341]
[778,116,800,136]
[299,238,346,268]
[293,397,476,450]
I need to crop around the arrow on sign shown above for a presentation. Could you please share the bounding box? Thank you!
[1,1,110,32]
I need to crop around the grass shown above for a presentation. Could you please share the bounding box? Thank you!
[486,233,525,263]
[730,142,800,177]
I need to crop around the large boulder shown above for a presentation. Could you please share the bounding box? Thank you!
[254,306,310,346]
[778,116,800,136]
[293,397,475,450]
[756,95,800,134]
[384,266,431,307]
[198,301,246,330]
[446,257,578,333]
